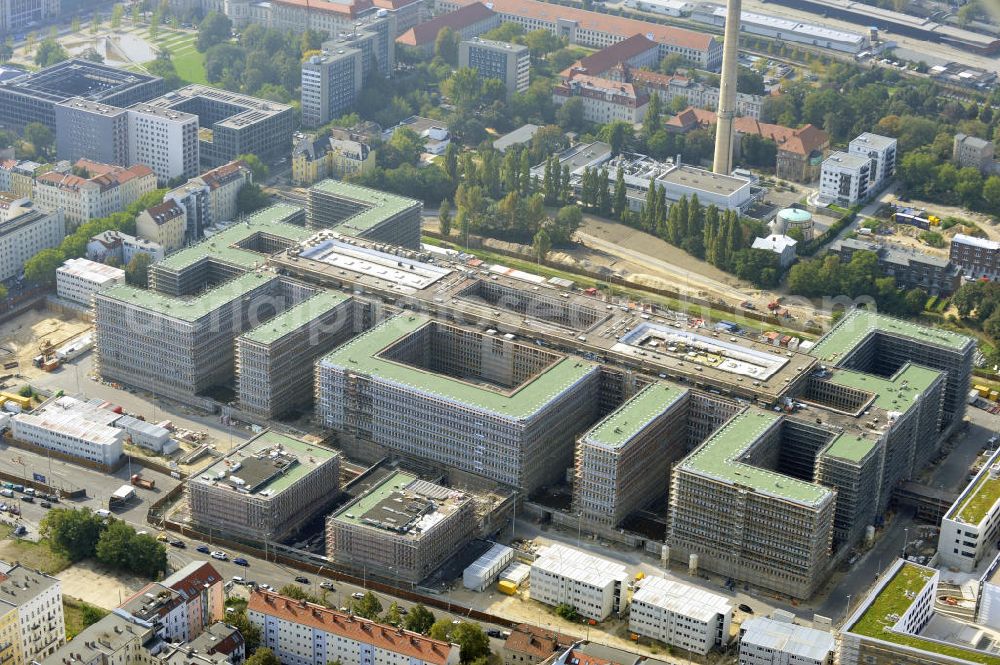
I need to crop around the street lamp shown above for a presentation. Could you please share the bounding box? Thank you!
[902,528,909,558]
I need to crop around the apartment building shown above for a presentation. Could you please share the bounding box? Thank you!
[628,68,764,119]
[249,589,460,665]
[10,395,125,467]
[459,39,530,100]
[189,431,340,541]
[326,471,475,583]
[435,0,721,69]
[316,315,601,491]
[938,448,1000,572]
[397,2,500,54]
[164,160,253,242]
[629,576,732,655]
[561,35,659,81]
[831,238,962,296]
[501,625,573,665]
[292,135,375,186]
[56,258,125,307]
[573,382,688,528]
[34,161,156,228]
[818,151,873,206]
[88,230,165,265]
[162,561,226,640]
[0,560,65,665]
[553,74,648,124]
[848,132,897,190]
[950,233,1000,281]
[236,291,356,419]
[54,98,130,166]
[127,104,201,183]
[136,200,188,253]
[118,584,189,641]
[529,543,629,621]
[738,616,834,665]
[953,133,995,173]
[307,180,422,248]
[0,206,65,281]
[0,160,40,199]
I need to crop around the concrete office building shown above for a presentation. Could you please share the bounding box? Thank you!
[235,290,357,419]
[316,315,601,491]
[34,161,157,228]
[11,395,125,467]
[301,48,364,128]
[938,447,1000,573]
[0,560,65,665]
[459,39,530,99]
[326,471,476,583]
[0,60,163,133]
[190,431,340,541]
[954,133,995,173]
[0,206,64,281]
[951,233,1000,281]
[529,543,629,621]
[629,576,732,655]
[436,0,721,69]
[848,133,896,191]
[573,382,688,528]
[818,151,874,206]
[397,2,500,54]
[0,0,58,35]
[249,589,460,665]
[830,238,962,296]
[127,103,202,184]
[738,616,834,665]
[54,98,130,167]
[56,258,125,307]
[307,180,422,248]
[139,86,295,167]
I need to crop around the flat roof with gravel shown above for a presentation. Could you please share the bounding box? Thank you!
[309,180,420,235]
[99,272,277,322]
[809,310,973,364]
[584,382,687,449]
[240,290,350,345]
[319,314,598,418]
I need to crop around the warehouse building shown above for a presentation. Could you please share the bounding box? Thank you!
[11,395,125,468]
[235,290,357,419]
[307,180,422,249]
[190,431,340,541]
[691,5,868,53]
[738,615,834,665]
[529,543,629,621]
[573,382,688,528]
[629,576,732,655]
[316,315,601,491]
[56,258,125,307]
[326,471,476,583]
[249,589,460,665]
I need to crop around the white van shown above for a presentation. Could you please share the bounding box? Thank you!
[96,509,111,518]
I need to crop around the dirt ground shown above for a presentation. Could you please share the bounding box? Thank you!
[57,560,149,610]
[0,308,92,381]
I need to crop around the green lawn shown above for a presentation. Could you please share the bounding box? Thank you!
[171,48,207,84]
[63,597,109,640]
[0,527,70,575]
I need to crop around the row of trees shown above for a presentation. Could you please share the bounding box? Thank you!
[40,508,167,578]
[954,281,1000,347]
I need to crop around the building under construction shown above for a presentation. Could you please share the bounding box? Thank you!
[307,180,422,248]
[189,430,340,541]
[326,470,476,583]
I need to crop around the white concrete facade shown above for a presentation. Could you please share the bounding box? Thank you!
[11,396,124,467]
[56,257,125,307]
[128,105,201,183]
[629,576,732,655]
[938,448,1000,573]
[738,616,834,665]
[529,543,629,621]
[819,151,871,206]
[0,208,65,281]
[848,133,897,191]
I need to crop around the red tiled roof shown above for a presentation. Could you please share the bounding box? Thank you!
[556,73,648,107]
[373,0,421,8]
[664,106,828,156]
[503,625,573,659]
[248,591,455,665]
[397,2,495,46]
[143,200,185,223]
[200,160,250,189]
[561,34,658,78]
[165,561,223,600]
[271,0,372,16]
[449,0,715,51]
[628,69,690,88]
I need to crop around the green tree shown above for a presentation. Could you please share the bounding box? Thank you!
[439,198,452,236]
[383,602,402,626]
[903,288,928,315]
[428,619,452,641]
[612,168,627,220]
[236,153,269,182]
[643,92,661,137]
[246,648,281,665]
[659,53,684,74]
[95,520,135,570]
[450,622,491,664]
[599,120,633,156]
[554,603,579,621]
[555,98,585,133]
[23,248,64,285]
[552,205,582,244]
[403,604,435,634]
[34,38,68,67]
[434,26,459,65]
[125,252,152,288]
[40,508,105,561]
[230,609,261,652]
[72,17,81,32]
[984,175,1000,214]
[111,5,124,30]
[351,592,382,620]
[130,533,168,578]
[25,121,54,159]
[91,10,100,34]
[533,227,551,261]
[130,6,140,25]
[197,11,233,52]
[236,183,270,214]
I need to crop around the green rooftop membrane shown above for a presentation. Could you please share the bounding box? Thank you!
[679,410,833,506]
[584,382,688,449]
[100,272,277,322]
[198,430,337,497]
[240,289,351,345]
[809,310,973,365]
[158,204,312,272]
[319,314,599,419]
[949,448,1000,524]
[826,363,942,414]
[848,562,1000,665]
[822,432,878,464]
[310,180,420,234]
[334,470,418,526]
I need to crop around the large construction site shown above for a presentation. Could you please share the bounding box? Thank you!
[88,179,977,598]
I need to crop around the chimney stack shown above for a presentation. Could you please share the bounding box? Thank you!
[712,0,742,175]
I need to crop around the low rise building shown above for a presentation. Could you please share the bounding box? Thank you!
[629,576,732,655]
[463,542,514,591]
[0,560,65,665]
[953,133,995,173]
[938,447,1000,573]
[136,200,188,253]
[553,73,648,125]
[292,134,375,186]
[951,233,1000,281]
[397,2,500,54]
[0,205,65,281]
[87,229,165,264]
[326,471,476,583]
[831,238,961,296]
[560,35,660,81]
[692,4,867,53]
[738,616,834,665]
[249,589,460,665]
[501,625,573,665]
[382,116,451,156]
[751,234,797,269]
[189,431,340,542]
[460,38,530,100]
[10,395,125,467]
[56,257,125,306]
[529,543,629,621]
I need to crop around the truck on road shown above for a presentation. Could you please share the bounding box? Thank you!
[131,474,155,490]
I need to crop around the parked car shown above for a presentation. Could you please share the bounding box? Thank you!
[294,576,309,584]
[39,501,51,508]
[170,540,186,548]
[196,544,211,554]
[232,576,245,585]
[210,551,228,561]
[351,592,365,600]
[487,630,503,638]
[738,604,754,614]
[20,496,33,503]
[234,557,249,566]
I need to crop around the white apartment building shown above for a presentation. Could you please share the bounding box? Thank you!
[248,589,461,665]
[87,229,165,265]
[0,207,65,281]
[11,395,125,467]
[818,151,872,206]
[34,161,156,228]
[938,447,1000,573]
[529,543,629,621]
[0,559,65,665]
[56,257,125,307]
[118,583,190,642]
[848,132,897,190]
[629,576,732,655]
[739,616,834,665]
[164,160,253,242]
[127,104,201,184]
